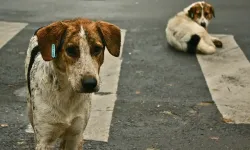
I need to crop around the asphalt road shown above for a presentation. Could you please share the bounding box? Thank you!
[1,0,250,149]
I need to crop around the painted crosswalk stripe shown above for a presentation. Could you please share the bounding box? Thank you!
[197,34,250,124]
[0,21,28,49]
[23,29,127,142]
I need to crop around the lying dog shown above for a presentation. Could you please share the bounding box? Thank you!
[165,1,222,54]
[24,18,121,150]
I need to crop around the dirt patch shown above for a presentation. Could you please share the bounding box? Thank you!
[220,74,245,87]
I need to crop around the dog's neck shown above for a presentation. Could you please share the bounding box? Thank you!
[48,61,72,93]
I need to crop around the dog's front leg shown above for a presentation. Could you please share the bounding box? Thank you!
[34,122,67,150]
[59,117,87,150]
[60,132,84,150]
[209,34,223,48]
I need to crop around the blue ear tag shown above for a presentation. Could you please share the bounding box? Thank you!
[51,44,56,58]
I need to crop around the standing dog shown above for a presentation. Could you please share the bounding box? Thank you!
[24,18,121,150]
[165,1,223,54]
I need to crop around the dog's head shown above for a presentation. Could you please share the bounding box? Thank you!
[185,1,215,29]
[35,18,121,93]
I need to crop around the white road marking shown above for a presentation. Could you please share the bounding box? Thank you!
[197,34,250,124]
[18,29,126,142]
[13,86,26,97]
[0,21,28,49]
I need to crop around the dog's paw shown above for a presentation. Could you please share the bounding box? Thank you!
[213,39,223,48]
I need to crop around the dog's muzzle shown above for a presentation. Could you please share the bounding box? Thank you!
[200,22,206,28]
[80,76,99,93]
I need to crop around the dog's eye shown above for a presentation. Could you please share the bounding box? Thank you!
[92,46,103,56]
[66,46,79,58]
[204,12,208,16]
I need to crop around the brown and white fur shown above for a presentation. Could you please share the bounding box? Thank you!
[165,1,223,54]
[24,18,121,150]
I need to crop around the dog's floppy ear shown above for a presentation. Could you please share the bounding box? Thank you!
[96,21,121,57]
[36,22,68,61]
[188,7,195,19]
[210,6,215,18]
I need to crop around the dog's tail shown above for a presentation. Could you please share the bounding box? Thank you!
[25,27,46,96]
[25,36,40,96]
[186,34,200,54]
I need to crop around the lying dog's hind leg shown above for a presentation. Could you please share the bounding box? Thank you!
[197,38,216,54]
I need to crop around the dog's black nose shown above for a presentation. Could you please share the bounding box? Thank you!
[81,76,97,93]
[200,22,206,28]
